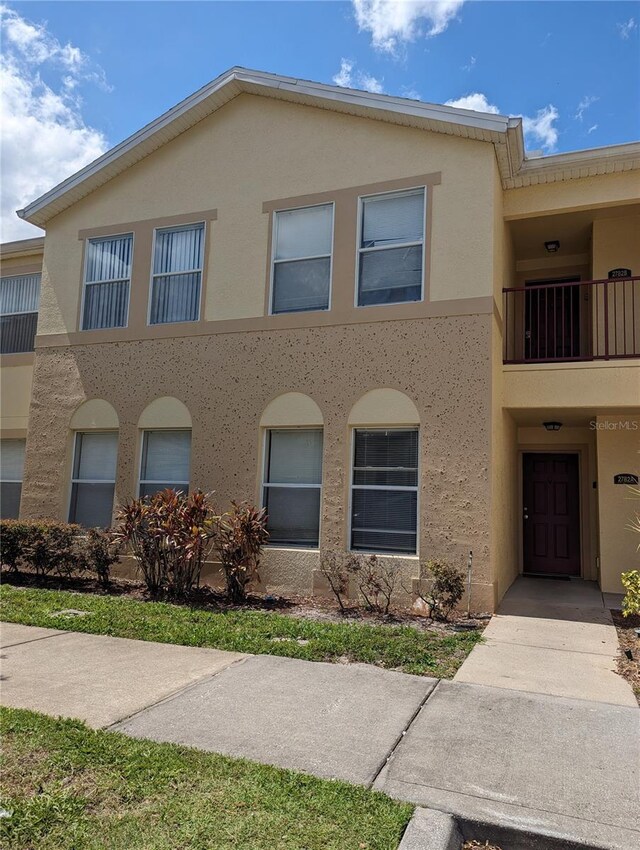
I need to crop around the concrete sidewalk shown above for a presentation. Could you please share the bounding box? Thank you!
[2,620,638,849]
[453,576,637,705]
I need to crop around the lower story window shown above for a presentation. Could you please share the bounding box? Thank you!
[1,438,26,518]
[262,429,323,547]
[139,430,191,498]
[69,432,118,528]
[351,428,418,554]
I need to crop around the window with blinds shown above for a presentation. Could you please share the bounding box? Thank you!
[1,438,26,518]
[271,204,333,314]
[139,430,191,498]
[149,224,204,324]
[357,188,425,306]
[82,234,132,330]
[351,429,418,554]
[262,429,323,546]
[69,432,118,528]
[0,273,41,354]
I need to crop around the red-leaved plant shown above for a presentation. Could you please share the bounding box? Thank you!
[113,489,215,597]
[212,501,269,604]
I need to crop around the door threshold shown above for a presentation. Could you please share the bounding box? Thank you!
[522,573,572,581]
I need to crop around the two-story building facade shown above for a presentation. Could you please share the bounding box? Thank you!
[1,68,639,610]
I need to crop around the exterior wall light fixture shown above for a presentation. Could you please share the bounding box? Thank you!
[543,421,563,431]
[544,240,560,253]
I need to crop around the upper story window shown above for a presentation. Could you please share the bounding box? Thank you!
[82,234,132,330]
[149,224,204,325]
[357,188,425,306]
[0,273,41,354]
[271,204,333,314]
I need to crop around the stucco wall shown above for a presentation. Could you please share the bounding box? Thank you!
[595,416,640,593]
[38,93,497,340]
[21,315,495,607]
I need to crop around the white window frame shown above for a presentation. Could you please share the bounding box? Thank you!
[138,428,191,497]
[147,223,205,326]
[0,438,26,519]
[68,431,118,527]
[0,273,41,354]
[354,187,427,308]
[80,232,134,331]
[261,427,323,548]
[348,426,420,555]
[269,202,335,316]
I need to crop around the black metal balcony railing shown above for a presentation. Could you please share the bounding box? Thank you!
[503,276,640,364]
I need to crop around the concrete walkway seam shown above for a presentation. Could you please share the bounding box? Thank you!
[103,653,251,731]
[369,680,441,789]
[1,630,68,649]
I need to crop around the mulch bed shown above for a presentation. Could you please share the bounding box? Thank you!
[611,610,640,706]
[0,569,489,636]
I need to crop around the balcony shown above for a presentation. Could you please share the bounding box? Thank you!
[503,276,640,364]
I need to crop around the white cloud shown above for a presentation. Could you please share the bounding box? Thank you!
[332,58,384,94]
[461,55,476,72]
[445,92,500,113]
[587,124,598,135]
[575,95,598,121]
[0,5,109,240]
[446,90,560,151]
[353,0,465,54]
[522,105,559,151]
[617,17,637,39]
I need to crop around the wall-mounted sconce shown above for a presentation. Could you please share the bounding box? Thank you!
[544,240,560,253]
[543,421,563,431]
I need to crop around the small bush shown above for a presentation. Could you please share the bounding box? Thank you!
[81,528,119,589]
[0,520,33,571]
[113,489,216,597]
[320,551,351,612]
[349,553,400,615]
[417,559,465,621]
[621,570,640,617]
[213,501,269,604]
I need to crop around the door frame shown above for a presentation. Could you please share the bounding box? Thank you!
[517,446,590,579]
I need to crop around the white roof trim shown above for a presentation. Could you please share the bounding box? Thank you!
[17,67,640,227]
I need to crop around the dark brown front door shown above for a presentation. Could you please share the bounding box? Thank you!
[523,453,581,576]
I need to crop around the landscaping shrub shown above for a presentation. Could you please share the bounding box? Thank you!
[320,550,351,611]
[621,570,640,617]
[80,528,119,589]
[0,520,33,571]
[417,559,465,621]
[1,520,83,578]
[349,553,400,615]
[113,489,215,597]
[213,501,269,604]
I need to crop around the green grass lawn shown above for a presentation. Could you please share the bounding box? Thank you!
[0,584,480,678]
[0,707,413,850]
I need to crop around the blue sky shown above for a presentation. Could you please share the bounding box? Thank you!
[2,1,639,239]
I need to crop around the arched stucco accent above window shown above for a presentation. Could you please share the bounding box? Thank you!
[138,397,192,429]
[348,389,420,426]
[70,399,119,430]
[260,393,323,428]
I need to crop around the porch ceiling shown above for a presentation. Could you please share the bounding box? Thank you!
[509,203,640,262]
[505,407,640,427]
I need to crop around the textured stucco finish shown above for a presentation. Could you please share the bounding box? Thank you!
[21,315,494,605]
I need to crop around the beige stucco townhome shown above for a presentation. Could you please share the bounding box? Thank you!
[1,68,639,610]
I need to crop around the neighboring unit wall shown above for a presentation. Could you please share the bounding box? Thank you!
[595,416,640,594]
